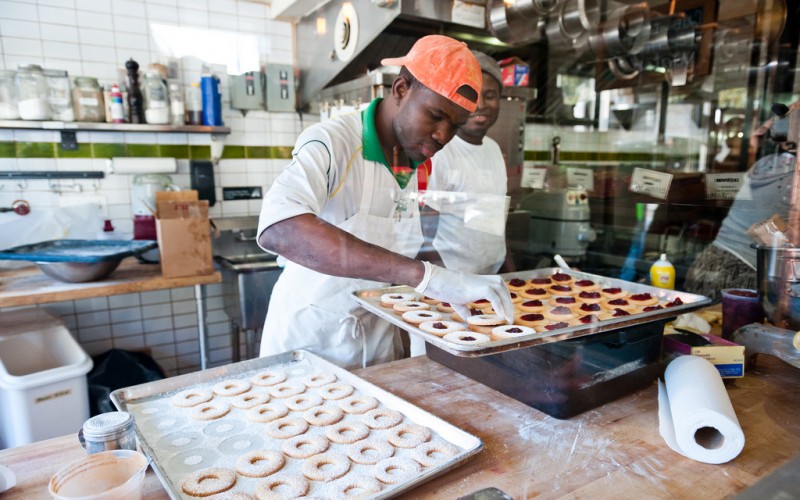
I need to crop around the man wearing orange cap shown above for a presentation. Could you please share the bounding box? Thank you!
[256,35,515,369]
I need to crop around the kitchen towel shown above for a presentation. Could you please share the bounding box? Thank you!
[658,355,745,464]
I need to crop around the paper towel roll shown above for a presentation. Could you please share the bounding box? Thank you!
[658,355,745,464]
[110,157,177,174]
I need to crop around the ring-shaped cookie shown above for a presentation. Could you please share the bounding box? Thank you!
[301,452,351,482]
[251,370,287,387]
[302,372,337,388]
[412,441,461,467]
[401,310,443,325]
[268,382,306,399]
[372,457,422,485]
[181,467,236,496]
[231,392,271,409]
[265,417,309,439]
[254,474,309,500]
[392,300,430,315]
[362,408,403,430]
[418,320,466,337]
[491,324,536,340]
[247,403,289,423]
[318,383,354,400]
[302,405,345,426]
[442,331,491,346]
[379,292,417,308]
[281,433,329,459]
[213,379,252,397]
[284,393,323,412]
[235,450,285,478]
[326,421,370,444]
[331,474,383,497]
[346,439,395,465]
[338,395,379,415]
[171,388,213,408]
[387,423,432,448]
[190,401,231,421]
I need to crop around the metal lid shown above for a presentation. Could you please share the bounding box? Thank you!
[82,411,134,441]
[74,76,100,86]
[42,69,68,78]
[17,63,43,71]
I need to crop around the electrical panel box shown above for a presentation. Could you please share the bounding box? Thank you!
[229,71,265,114]
[265,64,296,112]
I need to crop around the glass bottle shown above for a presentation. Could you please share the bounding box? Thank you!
[43,69,74,122]
[168,80,185,126]
[16,64,50,120]
[143,71,169,124]
[0,70,19,119]
[72,76,105,122]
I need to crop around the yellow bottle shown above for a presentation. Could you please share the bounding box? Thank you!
[650,253,675,290]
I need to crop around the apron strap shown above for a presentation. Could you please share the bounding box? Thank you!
[338,314,367,369]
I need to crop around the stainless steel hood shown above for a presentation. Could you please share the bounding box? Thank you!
[295,0,500,111]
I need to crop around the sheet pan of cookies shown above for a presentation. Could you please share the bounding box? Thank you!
[353,267,711,357]
[111,350,482,499]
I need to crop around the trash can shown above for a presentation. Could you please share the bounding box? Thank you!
[0,309,93,449]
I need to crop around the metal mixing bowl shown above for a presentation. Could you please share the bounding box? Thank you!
[36,260,123,283]
[753,244,800,330]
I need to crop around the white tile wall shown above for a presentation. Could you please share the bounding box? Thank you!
[0,0,298,376]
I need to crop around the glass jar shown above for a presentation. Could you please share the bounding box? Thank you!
[143,71,169,124]
[168,80,185,126]
[0,70,19,119]
[72,76,105,122]
[43,69,74,122]
[15,64,50,120]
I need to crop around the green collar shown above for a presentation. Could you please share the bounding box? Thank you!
[361,98,419,189]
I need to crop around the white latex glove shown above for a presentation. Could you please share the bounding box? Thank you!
[415,261,514,324]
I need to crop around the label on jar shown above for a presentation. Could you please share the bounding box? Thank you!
[79,97,99,106]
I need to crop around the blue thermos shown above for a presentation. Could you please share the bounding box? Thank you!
[200,75,223,126]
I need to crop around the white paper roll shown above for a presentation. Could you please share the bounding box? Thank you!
[109,157,177,174]
[657,355,745,464]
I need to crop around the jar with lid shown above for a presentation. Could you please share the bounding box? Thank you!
[143,71,169,124]
[43,69,74,121]
[72,76,105,122]
[168,80,185,126]
[0,70,19,119]
[78,411,137,455]
[16,64,50,120]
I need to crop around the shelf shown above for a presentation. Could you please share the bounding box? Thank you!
[0,120,230,134]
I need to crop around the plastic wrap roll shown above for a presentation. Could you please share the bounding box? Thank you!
[658,355,745,464]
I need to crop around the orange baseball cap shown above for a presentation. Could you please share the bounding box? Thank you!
[381,35,482,113]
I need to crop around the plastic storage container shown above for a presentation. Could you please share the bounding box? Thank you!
[426,318,669,419]
[0,309,93,449]
[16,64,50,120]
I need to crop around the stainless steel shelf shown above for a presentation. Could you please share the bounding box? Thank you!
[0,120,230,134]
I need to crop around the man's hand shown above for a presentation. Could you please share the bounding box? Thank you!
[416,262,514,323]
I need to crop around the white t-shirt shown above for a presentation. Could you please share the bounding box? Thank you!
[427,135,509,274]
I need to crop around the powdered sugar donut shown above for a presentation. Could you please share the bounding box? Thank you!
[412,441,461,467]
[418,320,466,337]
[491,324,535,340]
[387,423,432,448]
[302,405,345,426]
[268,382,306,399]
[372,457,422,485]
[235,450,284,478]
[302,372,336,388]
[182,467,236,497]
[171,388,213,408]
[281,433,329,459]
[401,309,443,325]
[301,452,350,482]
[213,379,251,397]
[265,417,309,439]
[380,292,417,308]
[254,474,308,499]
[190,401,230,421]
[362,408,403,430]
[442,331,491,346]
[326,421,370,444]
[231,392,271,409]
[248,403,289,423]
[318,383,354,400]
[284,393,323,412]
[338,395,379,415]
[251,370,287,387]
[330,474,383,497]
[347,439,395,465]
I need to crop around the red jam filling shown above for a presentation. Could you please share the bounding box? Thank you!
[525,288,547,295]
[602,287,622,294]
[580,314,599,323]
[509,278,526,287]
[612,308,630,317]
[579,291,601,299]
[520,313,544,321]
[433,322,447,329]
[506,327,523,333]
[390,295,403,299]
[509,292,518,299]
[608,298,628,306]
[474,299,489,304]
[469,308,482,316]
[665,297,684,307]
[555,297,577,305]
[630,293,653,301]
[552,272,571,282]
[643,305,663,312]
[419,313,433,317]
[551,306,572,315]
[530,278,552,285]
[545,322,569,330]
[575,279,595,287]
[551,285,572,292]
[441,302,451,307]
[580,303,601,312]
[462,336,476,341]
[522,300,543,307]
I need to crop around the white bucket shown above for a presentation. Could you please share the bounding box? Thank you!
[48,449,149,500]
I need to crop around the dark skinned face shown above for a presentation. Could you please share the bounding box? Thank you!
[458,72,501,145]
[392,81,471,163]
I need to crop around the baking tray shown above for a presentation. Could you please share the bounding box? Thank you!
[0,239,157,263]
[111,350,483,499]
[353,267,712,357]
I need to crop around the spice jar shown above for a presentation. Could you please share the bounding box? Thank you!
[15,64,50,120]
[168,80,185,126]
[143,71,169,124]
[78,411,137,455]
[72,76,105,122]
[0,70,19,119]
[43,69,74,122]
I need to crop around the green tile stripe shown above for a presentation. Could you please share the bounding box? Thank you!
[0,141,294,159]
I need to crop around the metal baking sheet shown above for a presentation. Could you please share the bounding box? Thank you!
[353,267,712,357]
[111,350,483,499]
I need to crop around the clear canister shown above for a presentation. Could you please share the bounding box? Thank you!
[0,70,19,119]
[43,69,74,122]
[72,76,106,122]
[78,411,137,454]
[16,64,50,120]
[143,71,169,124]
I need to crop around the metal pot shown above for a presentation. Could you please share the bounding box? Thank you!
[753,244,800,330]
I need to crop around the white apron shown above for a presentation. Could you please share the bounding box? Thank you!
[260,164,423,369]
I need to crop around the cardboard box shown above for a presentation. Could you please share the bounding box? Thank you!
[155,190,214,279]
[663,333,745,378]
[499,57,529,87]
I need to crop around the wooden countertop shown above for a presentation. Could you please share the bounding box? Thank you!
[1,354,798,499]
[0,259,221,307]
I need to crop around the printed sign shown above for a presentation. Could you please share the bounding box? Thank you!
[521,165,546,189]
[705,172,750,200]
[629,168,673,200]
[567,167,594,191]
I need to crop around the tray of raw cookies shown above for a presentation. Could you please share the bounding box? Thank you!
[352,267,711,357]
[110,350,482,499]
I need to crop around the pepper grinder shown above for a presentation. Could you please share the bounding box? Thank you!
[125,58,145,124]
